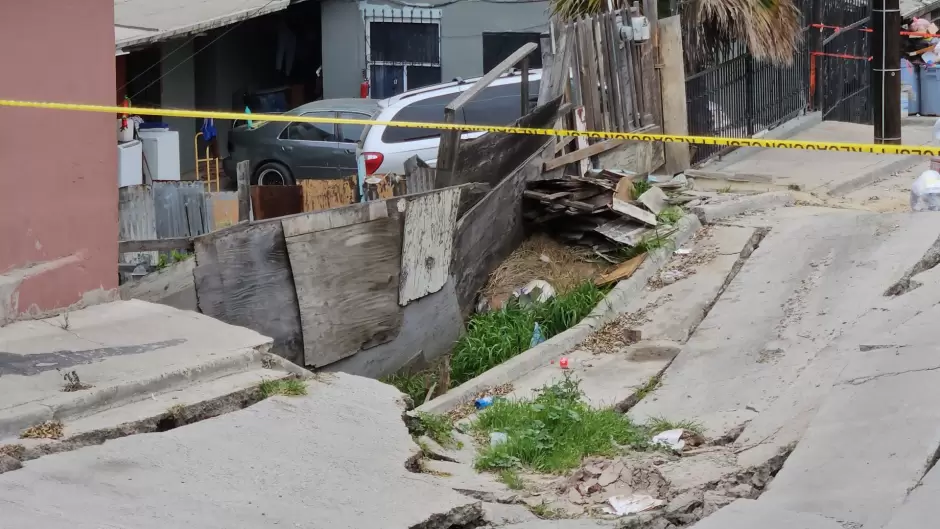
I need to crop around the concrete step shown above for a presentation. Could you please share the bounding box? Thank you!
[0,300,305,440]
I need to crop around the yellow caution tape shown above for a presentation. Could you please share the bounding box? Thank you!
[1,98,938,156]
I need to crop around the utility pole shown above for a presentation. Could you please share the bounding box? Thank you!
[872,0,901,144]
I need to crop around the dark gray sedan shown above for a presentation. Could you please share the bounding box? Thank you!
[224,98,381,185]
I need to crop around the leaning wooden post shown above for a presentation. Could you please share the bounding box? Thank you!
[520,55,530,116]
[236,160,250,222]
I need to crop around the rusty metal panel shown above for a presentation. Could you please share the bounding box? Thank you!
[153,181,212,238]
[250,185,303,220]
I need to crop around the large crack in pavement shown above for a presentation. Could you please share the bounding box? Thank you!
[884,232,940,296]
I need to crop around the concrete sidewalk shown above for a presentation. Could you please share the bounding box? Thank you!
[0,373,483,529]
[699,120,934,196]
[0,300,301,441]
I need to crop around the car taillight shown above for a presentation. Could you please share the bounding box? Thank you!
[363,152,384,175]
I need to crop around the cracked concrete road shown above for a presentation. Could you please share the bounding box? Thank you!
[0,373,481,529]
[623,208,940,528]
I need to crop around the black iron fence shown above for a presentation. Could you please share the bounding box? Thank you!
[686,38,810,165]
[818,0,871,123]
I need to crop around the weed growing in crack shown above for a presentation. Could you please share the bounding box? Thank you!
[59,370,91,392]
[528,501,569,519]
[258,378,307,398]
[472,373,646,473]
[413,412,457,449]
[633,374,662,402]
[645,416,705,436]
[632,180,652,197]
[382,372,432,405]
[59,311,70,331]
[498,468,525,490]
[166,404,186,420]
[656,206,684,225]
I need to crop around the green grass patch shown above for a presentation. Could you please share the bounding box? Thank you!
[413,412,457,448]
[382,371,434,406]
[645,416,704,436]
[632,179,652,197]
[472,374,647,474]
[633,374,662,402]
[656,206,684,225]
[384,282,607,404]
[498,468,526,490]
[450,282,607,386]
[258,378,307,398]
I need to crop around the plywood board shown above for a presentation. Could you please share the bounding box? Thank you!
[208,191,238,230]
[281,200,389,238]
[300,177,357,212]
[193,221,304,364]
[286,218,403,367]
[251,185,303,220]
[399,187,461,305]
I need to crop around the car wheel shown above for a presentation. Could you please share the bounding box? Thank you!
[254,162,294,186]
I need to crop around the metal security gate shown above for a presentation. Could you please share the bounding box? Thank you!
[685,37,810,165]
[818,0,872,123]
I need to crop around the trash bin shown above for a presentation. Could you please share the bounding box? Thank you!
[902,58,920,115]
[920,65,940,115]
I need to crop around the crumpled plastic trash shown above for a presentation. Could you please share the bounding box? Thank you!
[489,432,508,446]
[911,169,940,212]
[651,429,686,452]
[603,494,666,516]
[530,322,546,348]
[513,279,556,306]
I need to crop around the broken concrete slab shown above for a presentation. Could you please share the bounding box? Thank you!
[882,454,940,529]
[0,299,301,440]
[759,308,940,528]
[119,258,197,311]
[417,215,702,415]
[638,187,669,215]
[492,520,618,529]
[0,373,483,529]
[630,212,940,445]
[689,499,845,529]
[690,192,794,224]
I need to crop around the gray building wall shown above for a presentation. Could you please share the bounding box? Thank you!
[160,40,197,175]
[321,0,550,99]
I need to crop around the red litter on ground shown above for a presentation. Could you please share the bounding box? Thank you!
[559,357,569,369]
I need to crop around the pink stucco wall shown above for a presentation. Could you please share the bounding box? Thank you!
[0,0,117,317]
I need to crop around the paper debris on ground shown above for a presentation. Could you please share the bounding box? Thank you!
[603,494,666,516]
[652,429,686,451]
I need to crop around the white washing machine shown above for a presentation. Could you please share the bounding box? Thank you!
[138,129,181,181]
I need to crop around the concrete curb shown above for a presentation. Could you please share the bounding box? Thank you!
[416,214,703,415]
[0,345,305,439]
[691,192,795,224]
[826,155,922,197]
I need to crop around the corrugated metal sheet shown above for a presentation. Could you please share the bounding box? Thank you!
[118,185,159,270]
[114,0,291,50]
[153,181,213,239]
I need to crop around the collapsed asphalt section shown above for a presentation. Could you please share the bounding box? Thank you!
[0,373,485,529]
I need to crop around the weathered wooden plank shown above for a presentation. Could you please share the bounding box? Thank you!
[119,237,194,253]
[300,177,358,212]
[438,42,539,176]
[638,40,658,127]
[193,221,304,364]
[612,197,658,226]
[593,219,650,245]
[236,160,250,221]
[619,10,642,128]
[281,199,389,238]
[451,146,547,314]
[659,15,691,173]
[593,18,612,132]
[537,32,555,106]
[404,156,437,195]
[399,187,461,305]
[578,19,602,131]
[452,97,562,187]
[542,139,627,171]
[286,217,403,368]
[604,13,626,132]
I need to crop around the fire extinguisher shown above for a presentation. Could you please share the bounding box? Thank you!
[360,77,370,99]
